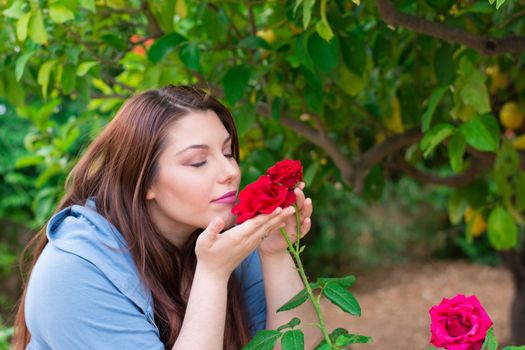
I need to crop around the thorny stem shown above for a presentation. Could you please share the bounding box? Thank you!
[280,209,333,346]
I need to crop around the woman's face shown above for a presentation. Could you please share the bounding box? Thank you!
[146,109,241,247]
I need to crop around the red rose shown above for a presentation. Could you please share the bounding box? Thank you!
[232,175,295,224]
[266,159,303,188]
[429,294,493,350]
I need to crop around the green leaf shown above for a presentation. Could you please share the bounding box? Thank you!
[37,60,56,100]
[28,9,48,44]
[434,44,457,86]
[3,0,25,19]
[322,282,361,316]
[315,20,334,42]
[76,61,98,76]
[457,1,494,14]
[16,12,31,41]
[222,65,251,106]
[481,328,498,350]
[235,102,256,136]
[340,32,367,76]
[277,317,301,332]
[49,4,75,23]
[272,98,282,120]
[295,34,314,71]
[147,32,187,63]
[281,329,304,350]
[459,115,500,152]
[239,36,271,50]
[80,0,96,12]
[420,124,455,158]
[15,51,34,81]
[422,87,448,132]
[294,0,304,15]
[308,33,338,73]
[448,132,466,173]
[337,65,364,96]
[15,155,45,168]
[303,162,319,186]
[487,206,518,250]
[496,0,506,9]
[316,328,350,349]
[448,190,469,225]
[35,163,63,188]
[458,59,491,114]
[179,42,201,71]
[4,69,26,105]
[502,347,525,350]
[243,330,282,350]
[277,286,310,312]
[335,333,372,345]
[317,275,356,288]
[515,172,525,212]
[302,0,316,29]
[61,64,76,94]
[494,141,519,201]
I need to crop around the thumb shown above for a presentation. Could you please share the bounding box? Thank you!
[199,216,225,245]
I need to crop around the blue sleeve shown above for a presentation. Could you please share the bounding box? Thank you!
[235,249,267,335]
[25,245,164,350]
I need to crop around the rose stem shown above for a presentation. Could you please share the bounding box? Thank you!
[279,227,333,346]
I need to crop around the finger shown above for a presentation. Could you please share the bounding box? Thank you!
[299,198,313,219]
[294,187,306,209]
[298,181,306,190]
[247,207,283,229]
[260,206,295,238]
[299,217,311,236]
[199,216,225,246]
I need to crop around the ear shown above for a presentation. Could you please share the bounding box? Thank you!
[146,188,156,200]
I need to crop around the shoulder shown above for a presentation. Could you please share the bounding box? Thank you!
[25,244,163,349]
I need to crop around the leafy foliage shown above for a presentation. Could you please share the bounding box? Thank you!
[1,0,525,342]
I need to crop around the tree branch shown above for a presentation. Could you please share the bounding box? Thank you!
[374,0,525,55]
[256,104,355,182]
[141,0,164,38]
[393,152,492,187]
[351,129,423,193]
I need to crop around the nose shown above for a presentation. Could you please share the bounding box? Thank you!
[218,156,240,184]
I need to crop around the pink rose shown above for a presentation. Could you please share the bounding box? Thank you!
[429,294,493,350]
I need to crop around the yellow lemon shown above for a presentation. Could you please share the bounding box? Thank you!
[465,207,486,237]
[384,96,404,134]
[375,132,386,144]
[486,65,508,93]
[513,134,525,150]
[500,101,525,130]
[256,29,276,45]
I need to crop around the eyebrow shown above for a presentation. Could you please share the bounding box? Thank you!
[176,135,232,156]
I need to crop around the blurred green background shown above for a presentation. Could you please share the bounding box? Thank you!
[1,0,525,346]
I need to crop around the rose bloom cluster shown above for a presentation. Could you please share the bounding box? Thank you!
[429,294,493,350]
[232,159,303,224]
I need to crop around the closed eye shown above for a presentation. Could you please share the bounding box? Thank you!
[190,161,206,167]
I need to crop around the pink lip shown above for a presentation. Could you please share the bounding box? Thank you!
[212,190,237,203]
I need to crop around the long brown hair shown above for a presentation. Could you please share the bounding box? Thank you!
[13,85,251,349]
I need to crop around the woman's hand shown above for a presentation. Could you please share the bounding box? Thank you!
[259,182,313,256]
[195,206,296,279]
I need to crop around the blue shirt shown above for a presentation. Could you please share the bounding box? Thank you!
[24,199,266,349]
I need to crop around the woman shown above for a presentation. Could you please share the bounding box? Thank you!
[13,85,316,350]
